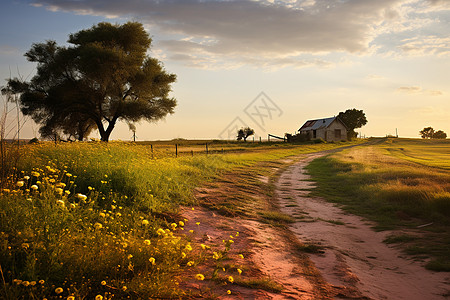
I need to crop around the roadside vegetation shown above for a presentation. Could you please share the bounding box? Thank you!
[307,138,450,271]
[0,139,363,299]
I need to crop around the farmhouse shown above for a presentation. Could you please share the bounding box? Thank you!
[298,116,348,142]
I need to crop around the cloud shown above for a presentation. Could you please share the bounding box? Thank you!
[398,36,450,56]
[397,86,422,94]
[397,86,443,95]
[30,0,448,68]
[0,45,20,55]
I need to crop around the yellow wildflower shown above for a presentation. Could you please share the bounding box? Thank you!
[237,268,242,275]
[127,254,133,259]
[142,219,149,226]
[122,286,127,291]
[95,296,103,300]
[55,287,63,294]
[195,274,205,281]
[39,280,45,284]
[30,185,38,191]
[238,254,244,259]
[144,239,151,245]
[101,280,106,286]
[156,228,166,235]
[181,252,186,259]
[228,276,234,283]
[187,261,194,266]
[67,296,75,300]
[94,223,103,230]
[149,257,156,265]
[22,281,30,287]
[55,188,63,195]
[185,244,192,251]
[227,290,232,295]
[30,281,36,286]
[77,193,87,201]
[179,220,185,227]
[170,223,177,230]
[213,252,220,260]
[16,181,24,187]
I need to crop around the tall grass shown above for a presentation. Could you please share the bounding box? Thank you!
[0,139,365,298]
[307,139,450,270]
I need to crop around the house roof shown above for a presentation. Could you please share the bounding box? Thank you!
[299,117,337,132]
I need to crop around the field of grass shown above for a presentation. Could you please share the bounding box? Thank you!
[307,138,450,271]
[0,139,364,299]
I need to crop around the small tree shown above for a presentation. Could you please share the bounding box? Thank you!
[337,108,367,140]
[420,127,434,139]
[433,130,447,139]
[237,127,255,142]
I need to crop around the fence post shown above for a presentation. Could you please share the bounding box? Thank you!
[175,144,178,157]
[151,144,153,152]
[206,143,208,154]
[191,150,194,157]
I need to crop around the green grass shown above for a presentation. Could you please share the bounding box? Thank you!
[382,138,450,169]
[0,139,367,298]
[307,138,450,271]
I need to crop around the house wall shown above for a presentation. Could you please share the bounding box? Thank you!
[300,120,347,142]
[323,120,347,141]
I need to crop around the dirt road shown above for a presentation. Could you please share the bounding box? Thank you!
[276,153,450,300]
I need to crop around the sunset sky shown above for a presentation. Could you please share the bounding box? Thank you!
[1,0,449,140]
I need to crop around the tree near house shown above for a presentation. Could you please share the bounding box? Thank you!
[7,22,176,142]
[337,108,367,140]
[237,127,255,142]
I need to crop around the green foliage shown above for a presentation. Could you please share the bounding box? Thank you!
[419,127,447,139]
[7,22,176,142]
[420,126,435,139]
[337,108,367,140]
[237,127,255,142]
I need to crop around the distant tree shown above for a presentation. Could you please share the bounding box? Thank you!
[420,127,434,139]
[7,22,177,142]
[237,127,255,142]
[337,108,367,140]
[433,130,447,139]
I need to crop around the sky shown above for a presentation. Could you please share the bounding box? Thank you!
[0,0,449,141]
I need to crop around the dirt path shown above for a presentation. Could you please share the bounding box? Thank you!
[277,153,450,300]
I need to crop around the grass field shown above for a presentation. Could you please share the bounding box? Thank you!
[307,138,450,271]
[0,139,364,299]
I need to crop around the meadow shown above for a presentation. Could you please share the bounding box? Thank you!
[307,138,450,271]
[0,139,363,299]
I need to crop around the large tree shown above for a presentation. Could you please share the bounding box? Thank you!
[337,108,367,140]
[7,22,176,141]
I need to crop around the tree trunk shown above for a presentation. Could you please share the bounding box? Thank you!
[100,117,118,142]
